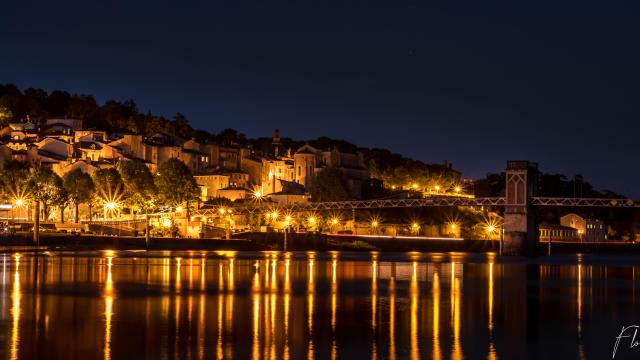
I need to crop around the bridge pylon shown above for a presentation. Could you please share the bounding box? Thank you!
[503,161,539,255]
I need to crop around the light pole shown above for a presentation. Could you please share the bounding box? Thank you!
[219,208,233,240]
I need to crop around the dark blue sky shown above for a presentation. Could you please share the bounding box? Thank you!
[2,1,639,196]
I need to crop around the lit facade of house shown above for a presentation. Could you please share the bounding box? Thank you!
[194,174,230,201]
[539,223,579,242]
[560,213,607,242]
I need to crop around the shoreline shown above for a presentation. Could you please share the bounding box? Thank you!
[1,232,639,255]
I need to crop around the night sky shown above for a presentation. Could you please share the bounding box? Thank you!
[2,1,639,196]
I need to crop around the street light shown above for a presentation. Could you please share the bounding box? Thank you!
[434,185,441,192]
[454,186,461,193]
[177,205,184,213]
[14,199,24,207]
[106,202,117,210]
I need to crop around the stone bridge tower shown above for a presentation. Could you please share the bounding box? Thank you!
[503,161,539,255]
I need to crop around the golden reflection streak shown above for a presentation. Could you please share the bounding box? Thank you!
[219,263,224,291]
[389,264,396,360]
[331,256,338,360]
[217,291,224,359]
[285,256,291,293]
[163,258,170,289]
[161,258,170,358]
[432,269,441,360]
[284,257,291,360]
[488,262,498,360]
[371,258,378,360]
[270,259,277,292]
[104,256,114,360]
[488,263,494,332]
[10,255,21,360]
[252,270,261,360]
[410,261,419,360]
[174,281,181,359]
[451,262,462,360]
[308,254,315,360]
[270,290,276,360]
[198,289,205,360]
[225,291,234,359]
[189,258,194,289]
[228,257,235,291]
[577,264,585,360]
[200,258,206,291]
[175,258,182,292]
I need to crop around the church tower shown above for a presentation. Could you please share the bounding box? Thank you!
[272,128,281,157]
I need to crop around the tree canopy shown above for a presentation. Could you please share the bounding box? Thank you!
[63,169,94,222]
[309,168,351,202]
[155,158,200,207]
[29,168,66,221]
[117,159,157,213]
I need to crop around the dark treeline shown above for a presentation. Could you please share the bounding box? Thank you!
[475,172,639,239]
[474,172,623,199]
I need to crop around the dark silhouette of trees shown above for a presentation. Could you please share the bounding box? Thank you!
[310,168,351,202]
[155,158,200,212]
[29,168,66,222]
[117,159,157,215]
[63,169,95,223]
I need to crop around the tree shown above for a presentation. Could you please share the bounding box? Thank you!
[92,168,125,219]
[117,159,157,215]
[0,161,31,204]
[155,158,199,212]
[63,169,95,223]
[29,168,66,221]
[309,168,351,202]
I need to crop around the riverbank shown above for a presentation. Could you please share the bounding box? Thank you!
[1,232,639,254]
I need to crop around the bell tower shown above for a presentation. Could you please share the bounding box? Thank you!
[272,128,281,157]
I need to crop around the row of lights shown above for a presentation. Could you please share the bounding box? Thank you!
[390,184,463,193]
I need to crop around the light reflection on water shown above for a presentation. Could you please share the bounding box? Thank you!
[0,251,639,359]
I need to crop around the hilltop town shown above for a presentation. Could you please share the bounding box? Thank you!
[0,84,461,204]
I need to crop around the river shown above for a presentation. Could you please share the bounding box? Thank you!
[0,250,638,359]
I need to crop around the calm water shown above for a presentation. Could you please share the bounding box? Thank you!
[0,251,639,359]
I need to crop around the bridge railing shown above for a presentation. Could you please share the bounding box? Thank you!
[193,197,506,215]
[531,197,639,207]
